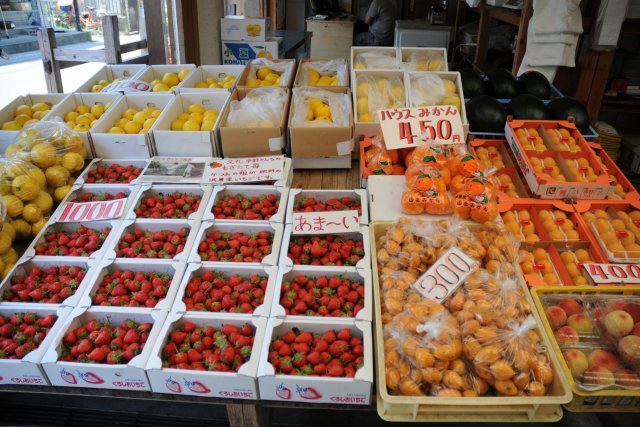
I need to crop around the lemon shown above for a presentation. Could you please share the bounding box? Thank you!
[162,72,180,87]
[124,121,142,134]
[264,73,279,84]
[188,104,205,114]
[428,59,443,71]
[61,152,84,172]
[150,108,162,118]
[143,118,156,130]
[67,175,76,185]
[53,185,72,203]
[123,108,137,120]
[153,83,170,92]
[22,203,43,224]
[309,98,324,112]
[443,80,457,93]
[260,79,273,86]
[34,191,53,213]
[65,111,80,122]
[195,81,208,88]
[90,104,106,118]
[12,218,31,239]
[31,102,50,112]
[29,143,57,168]
[313,105,331,119]
[4,195,24,217]
[177,113,189,121]
[222,81,234,89]
[178,69,191,81]
[14,105,33,118]
[246,78,261,87]
[150,79,161,86]
[4,144,22,158]
[2,248,18,265]
[75,104,90,115]
[132,111,149,125]
[200,120,215,131]
[308,69,320,81]
[115,118,129,129]
[256,67,272,80]
[182,121,201,131]
[171,119,186,131]
[356,82,370,96]
[108,126,125,134]
[45,165,70,188]
[1,121,21,131]
[91,84,104,92]
[12,175,40,201]
[356,97,369,114]
[32,110,48,120]
[26,167,47,189]
[2,222,15,242]
[14,114,32,126]
[203,109,219,119]
[73,123,90,133]
[31,217,47,236]
[188,112,203,124]
[317,76,333,86]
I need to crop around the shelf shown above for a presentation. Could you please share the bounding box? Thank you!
[601,97,640,114]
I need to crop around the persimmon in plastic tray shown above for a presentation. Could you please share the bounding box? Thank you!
[578,204,640,263]
[592,146,639,202]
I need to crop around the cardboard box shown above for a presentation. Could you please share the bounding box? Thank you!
[237,58,296,88]
[221,38,283,65]
[170,263,278,318]
[0,93,69,152]
[294,58,350,88]
[51,183,141,222]
[257,317,373,404]
[75,64,148,93]
[219,88,290,158]
[202,185,289,223]
[146,312,266,398]
[74,158,150,186]
[220,17,271,41]
[399,47,448,71]
[0,305,73,386]
[179,65,247,93]
[136,65,198,93]
[350,46,399,70]
[125,183,213,222]
[152,92,230,157]
[41,306,167,390]
[90,94,174,159]
[47,92,123,158]
[285,189,369,225]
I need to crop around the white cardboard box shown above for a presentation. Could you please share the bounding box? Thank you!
[51,183,141,222]
[350,46,399,70]
[74,158,150,186]
[125,183,213,222]
[41,306,167,390]
[152,92,230,157]
[220,17,271,41]
[399,47,448,71]
[0,305,73,386]
[257,317,373,405]
[74,64,148,93]
[146,312,267,398]
[135,65,198,93]
[90,93,174,159]
[221,38,283,65]
[170,262,277,318]
[179,65,247,93]
[202,185,289,224]
[285,189,369,225]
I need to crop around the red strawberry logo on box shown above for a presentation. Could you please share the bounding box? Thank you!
[275,383,291,400]
[60,369,77,384]
[186,380,211,394]
[165,377,182,393]
[296,385,322,400]
[79,371,104,384]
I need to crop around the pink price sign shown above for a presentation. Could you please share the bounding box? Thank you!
[102,79,152,93]
[57,199,126,222]
[378,105,464,150]
[292,210,360,234]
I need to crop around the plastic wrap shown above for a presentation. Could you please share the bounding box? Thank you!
[364,134,405,175]
[291,88,351,127]
[300,59,348,86]
[355,75,405,123]
[227,87,287,128]
[246,58,294,87]
[410,74,460,109]
[354,51,398,69]
[402,51,446,71]
[401,170,451,216]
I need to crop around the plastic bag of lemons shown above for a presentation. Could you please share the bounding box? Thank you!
[1,119,87,241]
[0,196,18,280]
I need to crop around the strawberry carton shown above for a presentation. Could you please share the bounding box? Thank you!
[0,305,73,386]
[270,265,372,322]
[189,222,283,266]
[285,189,368,226]
[76,258,188,311]
[279,225,371,271]
[22,219,121,261]
[104,219,200,263]
[171,263,277,318]
[0,258,96,308]
[257,317,373,404]
[41,306,166,390]
[126,184,212,222]
[75,158,149,186]
[51,184,140,222]
[202,185,288,223]
[145,311,266,398]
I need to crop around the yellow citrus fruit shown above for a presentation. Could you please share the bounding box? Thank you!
[360,113,373,123]
[178,68,191,81]
[153,83,170,92]
[1,263,14,279]
[143,118,156,130]
[200,120,215,131]
[34,191,53,214]
[256,67,272,80]
[264,73,279,84]
[4,195,24,217]
[188,112,203,124]
[2,222,16,241]
[317,76,333,86]
[90,104,105,118]
[108,126,125,134]
[73,123,90,133]
[314,105,331,119]
[195,81,208,89]
[61,152,85,172]
[31,102,50,112]
[45,165,71,188]
[53,185,72,203]
[12,175,40,201]
[1,248,18,265]
[245,79,260,87]
[12,218,31,239]
[188,104,205,114]
[22,203,43,224]
[182,121,201,131]
[0,231,11,255]
[162,72,180,87]
[30,142,57,168]
[124,121,142,134]
[171,119,185,131]
[356,97,369,114]
[14,105,33,118]
[31,217,47,237]
[132,111,149,125]
[1,121,21,131]
[26,167,47,190]
[91,85,104,92]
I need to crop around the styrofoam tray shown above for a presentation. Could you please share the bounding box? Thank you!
[285,189,368,225]
[202,185,288,223]
[51,183,141,222]
[125,183,213,222]
[74,158,150,186]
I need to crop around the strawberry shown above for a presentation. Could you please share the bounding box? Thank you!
[293,195,362,214]
[34,226,110,257]
[70,191,127,203]
[85,163,142,184]
[4,265,88,304]
[0,313,56,360]
[182,271,268,314]
[134,191,202,219]
[115,227,189,259]
[198,229,273,262]
[287,236,365,266]
[213,193,280,220]
[279,275,365,317]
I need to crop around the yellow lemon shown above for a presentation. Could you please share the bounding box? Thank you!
[162,72,180,87]
[2,222,16,241]
[178,68,191,81]
[200,120,215,131]
[1,121,21,131]
[123,121,142,134]
[153,83,170,92]
[115,118,129,129]
[256,50,272,59]
[4,195,24,218]
[2,248,18,265]
[91,84,104,92]
[143,118,156,130]
[313,104,331,119]
[32,110,48,120]
[246,78,260,87]
[31,217,47,236]
[132,111,150,125]
[108,126,125,134]
[12,175,40,201]
[61,152,85,172]
[45,165,70,188]
[14,105,33,118]
[65,111,80,122]
[308,69,320,81]
[26,167,47,189]
[75,104,90,115]
[53,185,72,203]
[443,80,457,93]
[188,112,203,124]
[22,203,43,224]
[150,108,162,118]
[3,144,22,158]
[222,81,234,89]
[182,121,201,131]
[73,123,90,133]
[264,73,279,84]
[1,263,14,279]
[31,102,51,112]
[12,218,31,239]
[0,232,11,255]
[195,81,208,88]
[34,191,53,214]
[188,104,205,114]
[76,114,94,126]
[309,98,324,112]
[256,67,272,80]
[171,119,186,131]
[123,108,137,120]
[317,76,333,86]
[356,97,369,114]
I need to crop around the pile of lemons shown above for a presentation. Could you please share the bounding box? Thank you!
[64,102,112,133]
[0,214,18,279]
[107,105,162,134]
[307,69,340,86]
[150,69,191,92]
[1,103,53,131]
[170,104,219,131]
[194,74,236,89]
[245,66,282,87]
[355,78,405,123]
[90,77,123,92]
[306,98,333,123]
[411,57,444,71]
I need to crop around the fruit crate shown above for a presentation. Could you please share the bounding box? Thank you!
[351,46,399,70]
[531,286,640,411]
[171,263,278,318]
[285,189,368,226]
[41,306,167,390]
[74,158,150,186]
[188,221,283,266]
[590,144,640,203]
[399,47,448,72]
[293,58,350,88]
[51,183,141,222]
[0,305,73,386]
[369,221,572,422]
[125,184,213,223]
[76,258,188,312]
[0,258,97,307]
[135,64,197,93]
[202,185,289,224]
[270,265,372,322]
[145,311,266,398]
[279,225,371,271]
[74,64,148,93]
[178,65,246,93]
[257,317,373,404]
[237,58,297,88]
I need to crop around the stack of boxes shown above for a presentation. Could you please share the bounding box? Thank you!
[220,17,282,65]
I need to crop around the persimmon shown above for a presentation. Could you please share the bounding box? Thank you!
[494,379,518,396]
[399,379,423,396]
[401,190,425,215]
[386,368,401,390]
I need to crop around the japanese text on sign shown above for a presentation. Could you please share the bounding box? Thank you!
[412,247,478,302]
[378,106,464,150]
[202,156,285,184]
[583,263,640,284]
[292,210,360,235]
[57,199,125,222]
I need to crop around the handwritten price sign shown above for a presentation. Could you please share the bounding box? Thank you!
[583,263,640,284]
[292,210,360,235]
[412,247,478,302]
[102,80,152,93]
[378,106,464,150]
[57,200,126,222]
[202,156,285,184]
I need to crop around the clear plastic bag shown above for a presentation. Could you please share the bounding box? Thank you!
[300,59,348,86]
[402,51,446,71]
[401,170,451,216]
[246,58,294,86]
[6,118,87,161]
[410,74,461,109]
[227,87,287,127]
[354,51,398,69]
[291,88,351,127]
[354,74,405,123]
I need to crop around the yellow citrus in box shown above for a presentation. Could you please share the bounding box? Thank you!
[1,121,21,131]
[200,120,215,131]
[177,113,189,121]
[188,104,205,114]
[309,98,324,112]
[124,121,142,134]
[162,72,180,87]
[132,111,149,124]
[31,217,47,237]
[188,112,203,124]
[65,111,80,122]
[317,76,333,86]
[91,85,104,92]
[108,126,125,134]
[32,110,48,120]
[31,102,50,112]
[14,105,33,117]
[357,97,369,114]
[359,113,373,122]
[153,83,170,92]
[443,80,457,93]
[73,123,90,133]
[0,232,11,255]
[61,152,85,172]
[76,104,90,115]
[31,143,57,169]
[171,119,185,130]
[182,121,200,131]
[195,81,208,89]
[4,195,24,218]
[143,118,156,130]
[428,59,443,71]
[441,94,461,109]
[178,68,191,81]
[26,167,46,190]
[246,78,260,87]
[22,203,43,224]
[314,105,331,119]
[256,67,272,80]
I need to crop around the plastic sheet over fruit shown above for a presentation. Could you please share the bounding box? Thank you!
[291,88,351,127]
[354,74,405,123]
[5,118,87,161]
[227,87,288,128]
[402,51,446,72]
[299,59,348,86]
[410,74,461,110]
[354,51,398,69]
[246,58,295,86]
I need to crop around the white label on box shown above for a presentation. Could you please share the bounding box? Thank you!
[202,156,285,184]
[292,210,360,234]
[379,106,464,150]
[583,263,640,284]
[102,80,152,93]
[336,140,353,156]
[57,200,126,222]
[412,247,478,301]
[269,136,283,151]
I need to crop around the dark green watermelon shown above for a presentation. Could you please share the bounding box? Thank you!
[518,71,551,99]
[466,95,507,133]
[485,68,519,99]
[460,68,485,98]
[547,97,590,133]
[508,94,550,120]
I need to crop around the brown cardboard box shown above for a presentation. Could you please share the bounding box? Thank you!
[237,59,297,88]
[219,87,290,158]
[294,58,349,88]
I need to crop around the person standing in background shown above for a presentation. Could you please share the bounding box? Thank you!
[354,0,396,46]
